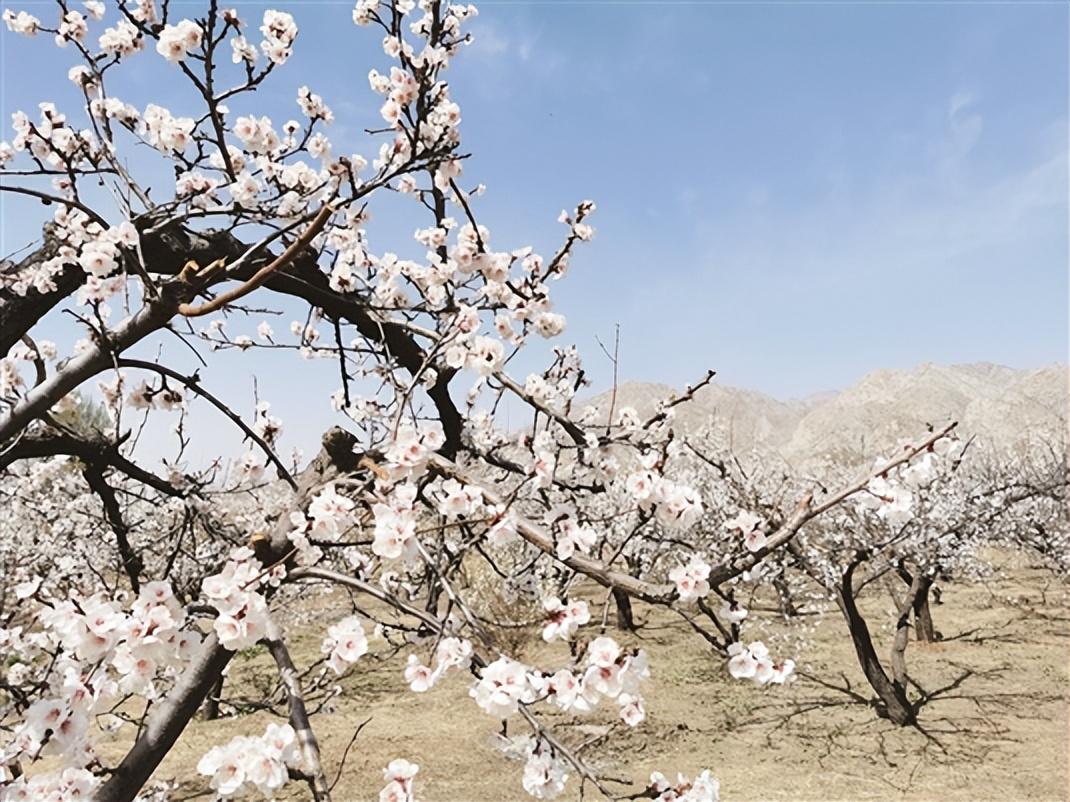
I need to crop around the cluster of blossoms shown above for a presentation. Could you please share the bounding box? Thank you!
[143,103,195,153]
[378,758,421,802]
[521,739,570,800]
[549,509,597,560]
[156,19,202,62]
[253,401,284,447]
[0,766,100,800]
[436,477,485,519]
[384,425,444,476]
[259,9,298,64]
[13,198,140,293]
[0,206,103,297]
[201,548,276,650]
[0,580,200,784]
[7,102,97,171]
[469,655,539,718]
[540,597,590,642]
[623,459,704,529]
[0,340,56,398]
[78,222,139,278]
[238,449,267,483]
[719,598,748,624]
[404,636,473,692]
[232,114,282,156]
[196,722,302,798]
[2,9,40,36]
[98,17,142,56]
[126,379,183,411]
[321,615,370,674]
[372,481,419,560]
[287,482,356,563]
[723,509,767,552]
[858,435,963,527]
[859,474,915,527]
[470,636,650,733]
[669,555,711,602]
[726,641,795,686]
[0,356,24,398]
[444,333,506,378]
[648,770,721,802]
[530,430,558,489]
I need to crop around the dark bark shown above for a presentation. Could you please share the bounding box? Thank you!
[890,574,923,696]
[139,221,465,458]
[82,465,143,593]
[0,279,189,443]
[96,428,363,802]
[2,220,464,457]
[895,562,938,643]
[834,559,915,726]
[0,428,183,497]
[0,227,81,358]
[912,578,937,642]
[612,587,636,632]
[202,674,224,721]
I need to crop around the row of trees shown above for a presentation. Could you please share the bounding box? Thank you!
[0,1,1065,799]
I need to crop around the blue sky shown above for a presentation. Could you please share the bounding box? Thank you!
[451,0,1069,398]
[1,0,1067,462]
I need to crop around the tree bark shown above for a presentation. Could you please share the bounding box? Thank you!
[203,673,225,721]
[0,227,79,358]
[912,577,937,642]
[834,559,915,726]
[266,618,331,801]
[96,428,362,802]
[96,636,234,802]
[890,575,923,695]
[612,587,636,632]
[895,562,937,643]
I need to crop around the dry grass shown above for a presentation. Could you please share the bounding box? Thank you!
[96,553,1069,802]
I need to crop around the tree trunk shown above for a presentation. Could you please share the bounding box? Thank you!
[612,587,636,632]
[203,673,225,721]
[96,639,233,802]
[896,562,938,643]
[773,572,799,618]
[834,562,915,726]
[425,582,443,618]
[97,428,363,802]
[912,577,937,642]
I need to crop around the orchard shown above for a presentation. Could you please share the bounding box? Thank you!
[0,2,1065,801]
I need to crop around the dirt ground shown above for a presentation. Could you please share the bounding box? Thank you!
[98,553,1069,802]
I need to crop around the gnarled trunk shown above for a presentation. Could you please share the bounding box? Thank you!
[835,561,915,726]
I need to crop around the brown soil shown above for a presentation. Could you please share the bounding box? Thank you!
[97,554,1069,802]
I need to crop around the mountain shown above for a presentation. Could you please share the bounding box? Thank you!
[584,362,1067,462]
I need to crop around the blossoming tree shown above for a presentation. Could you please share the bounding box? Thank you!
[675,421,1067,727]
[0,1,971,799]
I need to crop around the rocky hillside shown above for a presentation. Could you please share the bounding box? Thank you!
[585,362,1067,462]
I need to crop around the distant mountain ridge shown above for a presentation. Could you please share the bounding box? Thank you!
[586,362,1067,463]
